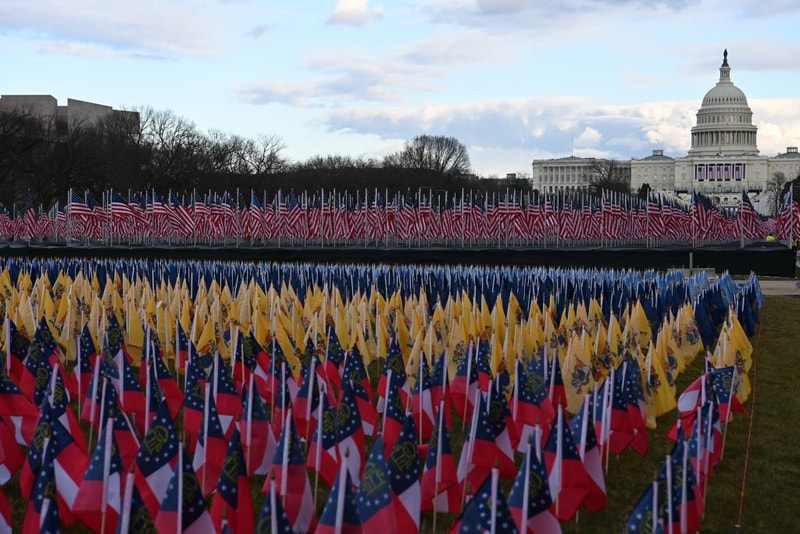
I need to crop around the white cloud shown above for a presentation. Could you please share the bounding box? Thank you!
[0,0,222,57]
[319,96,800,175]
[328,0,383,27]
[575,126,602,147]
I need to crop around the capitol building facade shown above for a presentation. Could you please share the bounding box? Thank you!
[531,51,800,214]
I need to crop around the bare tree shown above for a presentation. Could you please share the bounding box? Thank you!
[383,135,471,179]
[244,134,288,175]
[139,107,206,189]
[584,159,631,197]
[766,171,788,217]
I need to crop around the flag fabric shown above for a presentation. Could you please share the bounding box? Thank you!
[77,324,98,400]
[0,372,38,446]
[450,468,518,534]
[306,388,340,488]
[450,343,478,422]
[183,349,207,452]
[421,401,461,513]
[134,399,180,519]
[292,351,321,442]
[356,434,396,530]
[410,352,435,442]
[98,379,140,469]
[544,405,592,522]
[381,370,406,457]
[708,365,746,423]
[72,420,124,533]
[20,402,55,501]
[257,478,295,534]
[508,437,561,534]
[569,395,607,512]
[0,485,12,533]
[192,387,228,497]
[658,434,701,534]
[266,410,315,534]
[49,402,90,526]
[210,427,255,534]
[116,471,156,534]
[210,352,242,433]
[240,380,275,477]
[20,318,60,404]
[338,379,367,485]
[388,416,421,532]
[514,359,555,450]
[343,349,379,437]
[487,377,519,479]
[317,460,363,534]
[5,318,30,384]
[145,336,184,420]
[0,416,24,485]
[624,481,664,534]
[22,439,60,534]
[155,447,215,534]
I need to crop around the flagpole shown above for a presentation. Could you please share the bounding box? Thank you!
[313,386,324,507]
[87,359,102,451]
[118,471,135,534]
[432,400,444,534]
[144,326,152,436]
[521,437,531,533]
[201,382,211,495]
[177,446,183,534]
[246,372,254,476]
[490,468,499,534]
[100,418,113,534]
[281,408,291,509]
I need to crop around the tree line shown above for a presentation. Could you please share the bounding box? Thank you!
[0,105,533,212]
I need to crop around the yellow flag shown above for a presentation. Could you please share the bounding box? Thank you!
[561,330,595,415]
[645,339,677,418]
[125,296,145,365]
[678,304,703,365]
[195,317,216,356]
[629,300,653,349]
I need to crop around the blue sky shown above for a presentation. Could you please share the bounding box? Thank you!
[3,0,800,177]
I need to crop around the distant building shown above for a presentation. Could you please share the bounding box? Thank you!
[531,51,800,214]
[0,94,139,134]
[531,156,631,193]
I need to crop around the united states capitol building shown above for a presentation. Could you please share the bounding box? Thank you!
[531,51,800,214]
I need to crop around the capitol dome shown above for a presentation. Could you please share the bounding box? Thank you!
[701,79,748,107]
[688,50,759,157]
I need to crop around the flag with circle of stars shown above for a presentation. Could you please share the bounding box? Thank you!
[456,470,518,534]
[156,446,214,533]
[73,420,125,532]
[210,426,254,534]
[388,415,421,531]
[135,399,180,517]
[337,378,366,482]
[115,475,156,534]
[318,461,362,533]
[624,482,665,534]
[193,388,227,497]
[356,434,395,529]
[25,439,60,534]
[508,443,554,520]
[256,478,293,534]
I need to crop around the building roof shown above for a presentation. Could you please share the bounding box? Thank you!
[700,50,750,108]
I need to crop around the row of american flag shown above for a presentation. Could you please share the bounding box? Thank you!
[0,257,759,532]
[2,187,797,244]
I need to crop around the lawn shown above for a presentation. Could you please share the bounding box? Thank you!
[8,295,798,533]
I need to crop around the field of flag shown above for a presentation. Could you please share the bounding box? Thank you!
[2,186,798,246]
[0,256,762,532]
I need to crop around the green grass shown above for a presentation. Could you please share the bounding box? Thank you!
[8,295,800,532]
